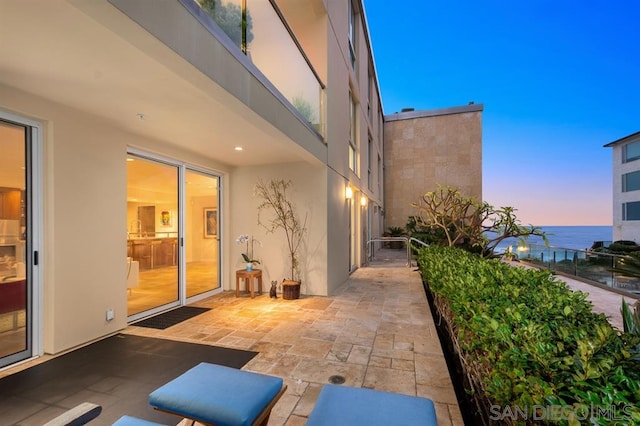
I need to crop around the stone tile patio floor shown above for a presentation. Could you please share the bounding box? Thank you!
[3,247,633,425]
[124,254,464,425]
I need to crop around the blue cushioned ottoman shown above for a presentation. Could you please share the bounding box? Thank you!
[112,416,167,426]
[149,362,285,426]
[307,385,438,426]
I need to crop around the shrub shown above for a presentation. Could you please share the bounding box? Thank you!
[418,246,640,425]
[605,242,640,255]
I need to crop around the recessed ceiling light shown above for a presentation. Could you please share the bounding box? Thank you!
[234,146,243,151]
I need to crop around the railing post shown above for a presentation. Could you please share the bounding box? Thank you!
[406,238,411,267]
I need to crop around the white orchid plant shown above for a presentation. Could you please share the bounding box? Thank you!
[236,234,261,265]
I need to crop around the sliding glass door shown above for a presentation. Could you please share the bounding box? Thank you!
[126,154,221,320]
[126,155,180,318]
[0,119,31,368]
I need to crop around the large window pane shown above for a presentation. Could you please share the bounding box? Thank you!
[623,201,640,221]
[623,140,640,163]
[0,120,28,365]
[185,170,220,297]
[349,92,357,173]
[126,155,179,316]
[623,171,640,192]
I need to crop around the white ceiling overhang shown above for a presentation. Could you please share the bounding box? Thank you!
[0,0,325,168]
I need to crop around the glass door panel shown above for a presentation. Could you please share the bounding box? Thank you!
[126,155,179,317]
[185,170,220,297]
[0,120,30,367]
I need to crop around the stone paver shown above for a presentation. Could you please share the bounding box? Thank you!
[124,249,462,425]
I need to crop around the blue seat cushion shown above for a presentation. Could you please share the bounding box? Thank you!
[307,385,437,426]
[149,362,283,426]
[112,415,167,426]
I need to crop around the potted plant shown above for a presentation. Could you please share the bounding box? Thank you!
[388,226,405,249]
[255,179,307,299]
[235,234,261,271]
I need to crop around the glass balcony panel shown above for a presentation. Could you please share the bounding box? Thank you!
[196,0,243,50]
[246,0,324,135]
[518,243,640,297]
[195,0,325,137]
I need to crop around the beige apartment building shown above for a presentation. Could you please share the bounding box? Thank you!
[0,0,481,369]
[384,104,484,230]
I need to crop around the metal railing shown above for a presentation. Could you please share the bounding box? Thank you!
[366,237,428,267]
[513,243,640,298]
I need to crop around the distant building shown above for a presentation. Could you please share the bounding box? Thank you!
[605,130,640,242]
[384,105,484,230]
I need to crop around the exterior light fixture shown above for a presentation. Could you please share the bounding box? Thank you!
[360,195,367,206]
[345,186,353,199]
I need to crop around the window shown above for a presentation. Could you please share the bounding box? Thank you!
[367,66,373,118]
[378,154,382,195]
[623,201,640,220]
[623,140,640,163]
[367,136,372,189]
[348,1,356,70]
[349,145,356,172]
[623,171,640,192]
[349,92,357,173]
[378,108,384,148]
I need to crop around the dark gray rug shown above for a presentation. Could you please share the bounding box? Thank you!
[133,306,211,329]
[0,334,257,425]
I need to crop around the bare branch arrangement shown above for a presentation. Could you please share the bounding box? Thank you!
[255,179,307,281]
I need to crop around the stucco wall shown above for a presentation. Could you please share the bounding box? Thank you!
[0,84,232,355]
[383,107,483,231]
[1,84,129,353]
[230,163,329,296]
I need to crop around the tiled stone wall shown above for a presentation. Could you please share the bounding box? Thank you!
[383,106,483,231]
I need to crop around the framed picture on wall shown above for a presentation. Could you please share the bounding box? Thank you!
[161,210,172,227]
[204,208,217,238]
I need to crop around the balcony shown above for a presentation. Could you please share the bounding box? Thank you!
[193,0,326,137]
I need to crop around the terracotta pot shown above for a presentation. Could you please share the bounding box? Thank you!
[282,279,301,300]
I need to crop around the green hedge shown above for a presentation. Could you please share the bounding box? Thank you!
[418,245,640,425]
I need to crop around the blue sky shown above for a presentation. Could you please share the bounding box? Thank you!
[364,1,640,225]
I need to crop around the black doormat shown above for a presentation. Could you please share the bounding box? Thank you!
[0,334,257,425]
[133,306,211,329]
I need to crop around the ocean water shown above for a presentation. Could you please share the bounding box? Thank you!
[492,225,613,253]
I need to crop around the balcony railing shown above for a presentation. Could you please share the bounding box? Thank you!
[194,0,325,137]
[514,243,640,297]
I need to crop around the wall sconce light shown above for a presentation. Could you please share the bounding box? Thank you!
[360,195,367,206]
[345,186,353,199]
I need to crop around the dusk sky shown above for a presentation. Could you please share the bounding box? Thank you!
[364,1,640,226]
